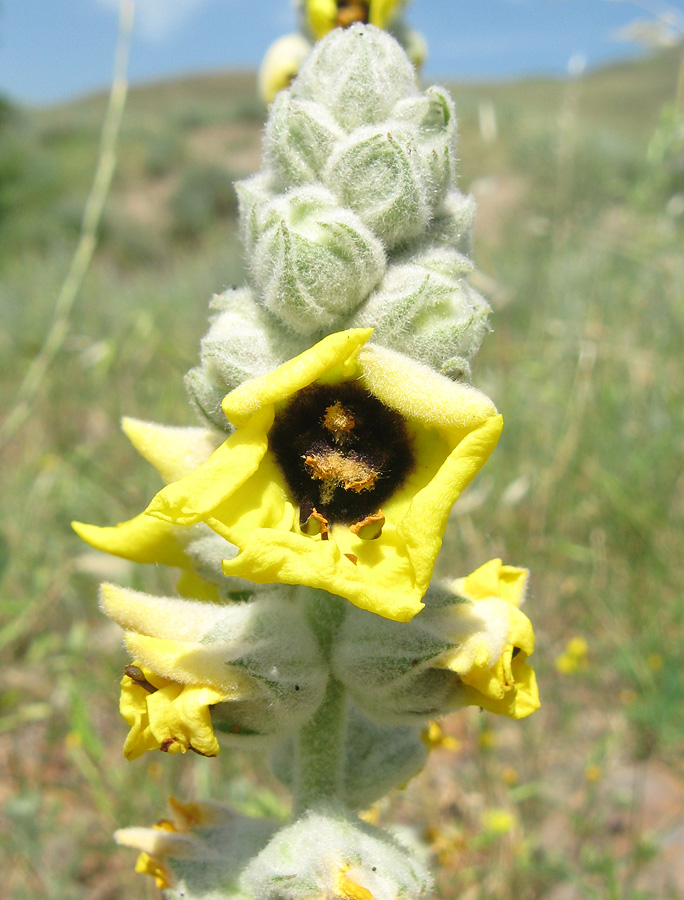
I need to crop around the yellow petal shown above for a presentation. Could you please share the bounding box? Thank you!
[399,414,504,591]
[99,583,228,642]
[306,0,338,40]
[222,329,371,426]
[146,407,274,526]
[72,513,188,567]
[455,558,528,607]
[123,632,256,697]
[176,569,221,602]
[462,659,540,720]
[258,33,312,104]
[369,0,405,28]
[145,682,226,757]
[122,418,221,485]
[221,526,423,622]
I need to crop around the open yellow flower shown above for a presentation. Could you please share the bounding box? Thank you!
[444,559,540,719]
[304,0,407,40]
[75,329,501,621]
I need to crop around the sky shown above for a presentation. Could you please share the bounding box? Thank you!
[0,0,657,106]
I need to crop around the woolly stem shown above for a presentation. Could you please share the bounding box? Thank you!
[293,589,348,815]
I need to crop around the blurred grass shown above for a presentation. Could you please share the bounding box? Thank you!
[1,44,683,900]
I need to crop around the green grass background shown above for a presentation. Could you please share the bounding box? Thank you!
[1,44,683,900]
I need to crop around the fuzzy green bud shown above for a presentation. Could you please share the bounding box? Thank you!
[240,806,433,900]
[248,185,387,334]
[265,92,344,188]
[290,23,418,131]
[352,247,490,379]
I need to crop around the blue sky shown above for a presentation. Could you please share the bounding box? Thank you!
[0,1,652,106]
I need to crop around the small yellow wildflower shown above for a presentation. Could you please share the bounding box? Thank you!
[422,721,460,751]
[584,764,602,783]
[500,766,519,786]
[647,653,663,672]
[482,808,516,835]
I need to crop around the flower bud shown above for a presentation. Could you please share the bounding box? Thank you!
[332,559,540,723]
[115,797,278,898]
[352,247,490,378]
[324,123,431,249]
[427,188,477,256]
[265,92,344,188]
[392,85,457,208]
[250,186,386,334]
[291,23,418,132]
[240,806,433,900]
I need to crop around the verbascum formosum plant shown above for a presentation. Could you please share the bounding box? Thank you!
[74,22,540,900]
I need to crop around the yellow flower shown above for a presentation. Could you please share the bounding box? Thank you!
[75,330,501,622]
[258,33,312,104]
[119,663,230,760]
[101,583,328,759]
[305,0,407,41]
[442,559,540,719]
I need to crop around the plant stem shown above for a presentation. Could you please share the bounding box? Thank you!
[293,675,347,816]
[293,589,348,815]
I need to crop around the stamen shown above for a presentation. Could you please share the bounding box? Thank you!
[304,449,378,503]
[300,505,330,538]
[323,401,356,442]
[345,552,358,565]
[350,509,385,541]
[124,664,158,694]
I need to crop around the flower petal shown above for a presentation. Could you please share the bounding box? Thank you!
[72,513,188,567]
[122,418,222,485]
[146,407,274,526]
[222,328,372,426]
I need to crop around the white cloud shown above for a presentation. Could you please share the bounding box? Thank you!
[96,0,217,42]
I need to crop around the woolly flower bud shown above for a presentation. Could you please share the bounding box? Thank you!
[427,188,477,256]
[271,699,428,810]
[240,807,433,900]
[265,91,345,188]
[352,247,490,380]
[291,23,417,131]
[115,797,278,897]
[332,559,540,723]
[100,585,328,756]
[185,287,299,430]
[247,185,387,335]
[323,123,432,249]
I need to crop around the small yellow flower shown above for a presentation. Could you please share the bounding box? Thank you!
[482,808,516,836]
[500,766,518,786]
[75,330,502,622]
[422,721,460,752]
[566,636,588,658]
[647,653,663,672]
[584,764,602,783]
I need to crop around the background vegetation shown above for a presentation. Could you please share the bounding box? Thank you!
[1,43,683,900]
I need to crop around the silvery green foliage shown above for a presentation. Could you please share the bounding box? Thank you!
[240,806,434,900]
[271,699,428,809]
[184,530,258,595]
[203,592,329,744]
[187,24,489,419]
[331,585,508,723]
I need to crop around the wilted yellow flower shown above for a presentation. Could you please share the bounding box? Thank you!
[119,663,230,759]
[75,330,502,622]
[100,583,328,759]
[442,559,540,719]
